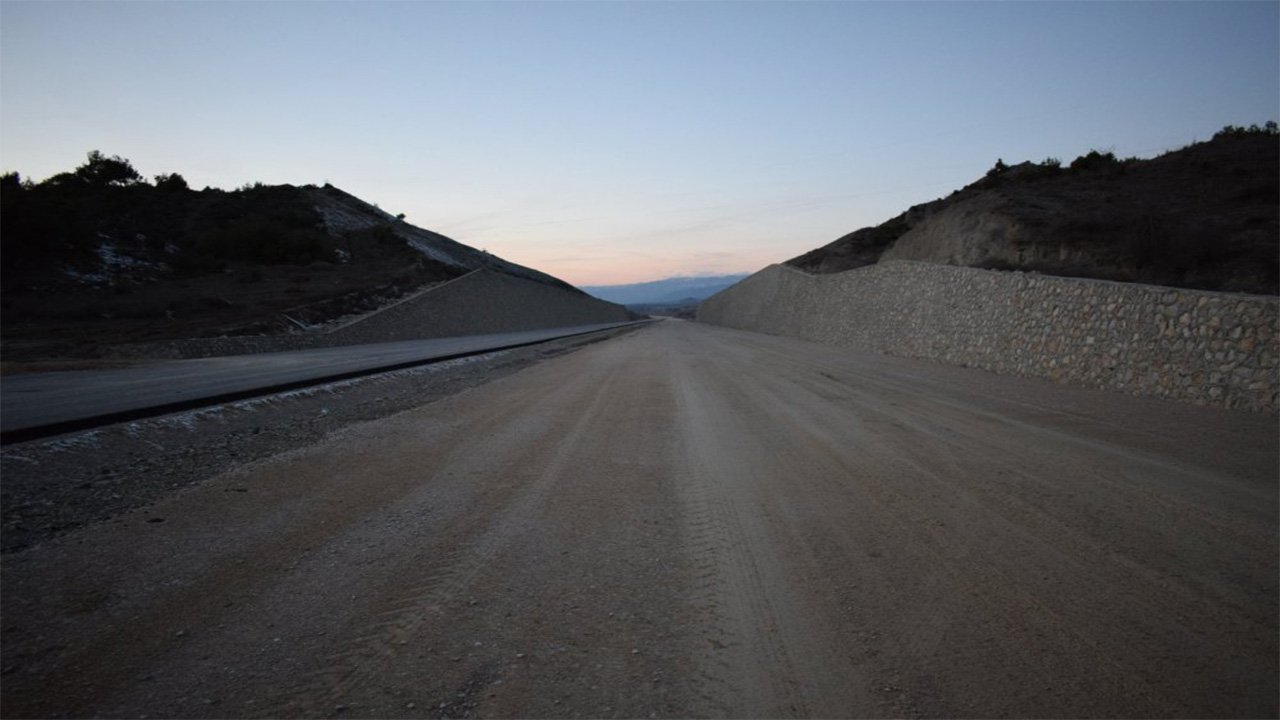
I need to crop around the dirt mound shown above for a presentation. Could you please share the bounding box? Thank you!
[786,129,1279,295]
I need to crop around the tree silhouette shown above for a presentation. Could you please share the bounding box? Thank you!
[154,172,189,191]
[74,151,142,186]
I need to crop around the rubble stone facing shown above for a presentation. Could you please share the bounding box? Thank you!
[115,269,630,359]
[698,261,1279,412]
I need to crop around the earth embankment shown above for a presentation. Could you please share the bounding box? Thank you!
[115,269,632,358]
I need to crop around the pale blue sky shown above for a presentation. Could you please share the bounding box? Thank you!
[2,1,1276,285]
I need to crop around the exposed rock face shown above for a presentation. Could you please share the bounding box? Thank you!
[786,211,913,274]
[880,191,1037,266]
[699,262,1278,412]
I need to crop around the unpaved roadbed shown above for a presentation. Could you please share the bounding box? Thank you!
[2,320,1276,718]
[0,326,643,554]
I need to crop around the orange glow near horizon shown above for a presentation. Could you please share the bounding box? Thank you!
[489,242,776,288]
[447,219,813,288]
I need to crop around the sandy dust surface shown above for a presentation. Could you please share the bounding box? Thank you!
[2,320,1275,718]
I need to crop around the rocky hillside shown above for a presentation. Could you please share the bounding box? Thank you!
[0,152,579,359]
[787,125,1279,295]
[310,185,573,291]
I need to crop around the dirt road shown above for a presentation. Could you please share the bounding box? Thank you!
[3,320,1276,718]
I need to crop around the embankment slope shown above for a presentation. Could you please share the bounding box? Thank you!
[698,262,1277,411]
[116,268,632,359]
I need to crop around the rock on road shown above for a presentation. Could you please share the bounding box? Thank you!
[3,320,1276,718]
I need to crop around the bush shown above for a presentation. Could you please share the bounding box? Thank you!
[154,173,189,191]
[1069,150,1120,172]
[182,184,336,266]
[1214,121,1278,139]
[1010,158,1066,182]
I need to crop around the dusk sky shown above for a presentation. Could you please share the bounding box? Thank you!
[2,1,1276,286]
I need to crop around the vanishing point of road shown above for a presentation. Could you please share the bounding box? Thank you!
[3,319,1276,718]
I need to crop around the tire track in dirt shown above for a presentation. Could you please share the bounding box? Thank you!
[669,337,874,718]
[687,322,1274,716]
[265,362,627,716]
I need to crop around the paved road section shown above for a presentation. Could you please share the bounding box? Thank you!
[2,320,1276,718]
[0,321,648,442]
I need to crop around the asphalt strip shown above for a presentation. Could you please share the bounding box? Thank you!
[0,320,652,445]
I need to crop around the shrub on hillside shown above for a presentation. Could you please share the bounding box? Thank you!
[1213,121,1278,139]
[182,186,335,268]
[154,173,189,191]
[1069,150,1120,172]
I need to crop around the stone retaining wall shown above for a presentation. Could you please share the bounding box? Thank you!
[698,261,1278,412]
[115,269,630,359]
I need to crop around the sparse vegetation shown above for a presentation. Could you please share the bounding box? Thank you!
[787,130,1279,294]
[787,211,912,273]
[1213,121,1278,139]
[182,184,336,269]
[1068,150,1120,172]
[981,156,1066,187]
[1,152,346,285]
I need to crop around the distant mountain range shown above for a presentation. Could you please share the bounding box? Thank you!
[581,274,751,306]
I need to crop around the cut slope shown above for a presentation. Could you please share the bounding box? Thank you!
[786,131,1279,295]
[308,186,577,291]
[0,156,592,358]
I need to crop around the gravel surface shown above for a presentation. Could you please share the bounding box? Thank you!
[2,320,1275,718]
[0,326,643,554]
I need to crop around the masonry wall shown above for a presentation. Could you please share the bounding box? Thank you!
[118,269,630,359]
[697,261,1279,412]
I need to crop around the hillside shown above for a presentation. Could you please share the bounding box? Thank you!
[787,126,1279,295]
[0,153,580,359]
